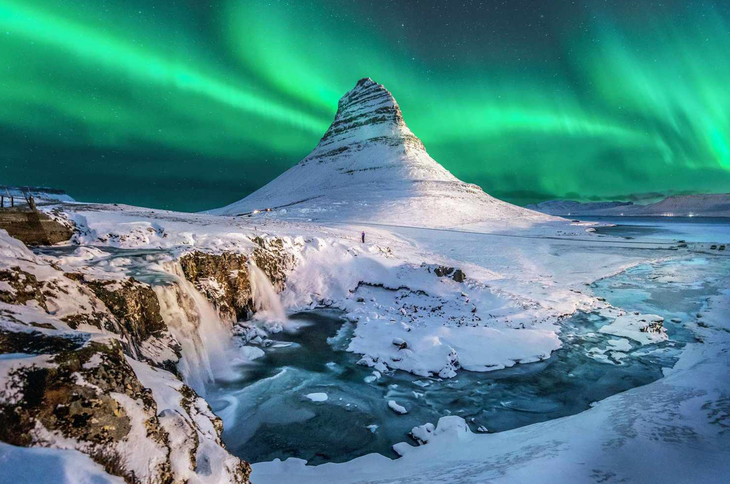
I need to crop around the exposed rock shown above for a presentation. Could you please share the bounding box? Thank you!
[0,339,171,482]
[430,265,466,283]
[640,318,665,334]
[179,251,252,321]
[250,236,292,290]
[0,329,85,355]
[0,208,73,246]
[452,269,466,283]
[179,237,294,322]
[434,266,454,277]
[84,278,166,341]
[0,267,48,310]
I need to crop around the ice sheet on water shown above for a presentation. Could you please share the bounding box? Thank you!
[208,307,681,465]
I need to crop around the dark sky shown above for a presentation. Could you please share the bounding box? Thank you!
[2,0,729,211]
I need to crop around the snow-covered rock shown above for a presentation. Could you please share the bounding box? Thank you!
[598,311,668,345]
[0,229,251,483]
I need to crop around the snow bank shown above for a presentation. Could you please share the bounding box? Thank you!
[0,442,123,484]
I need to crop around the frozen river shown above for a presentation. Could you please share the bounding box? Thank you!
[209,217,730,465]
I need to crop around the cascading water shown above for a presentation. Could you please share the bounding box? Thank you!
[148,258,288,394]
[247,260,288,327]
[153,262,234,395]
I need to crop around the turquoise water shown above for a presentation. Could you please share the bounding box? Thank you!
[209,248,730,465]
[208,234,730,465]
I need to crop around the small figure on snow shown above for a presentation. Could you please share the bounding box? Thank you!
[361,231,366,243]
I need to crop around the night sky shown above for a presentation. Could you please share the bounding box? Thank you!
[2,0,729,212]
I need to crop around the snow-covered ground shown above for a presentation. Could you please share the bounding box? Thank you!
[2,197,728,483]
[54,202,681,380]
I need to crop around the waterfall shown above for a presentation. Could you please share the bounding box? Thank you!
[148,260,288,394]
[153,262,234,395]
[247,260,288,327]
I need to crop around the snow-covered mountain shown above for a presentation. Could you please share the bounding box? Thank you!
[212,78,551,227]
[529,194,730,217]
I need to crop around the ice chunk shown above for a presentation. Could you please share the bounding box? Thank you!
[388,400,407,414]
[240,346,265,361]
[305,393,328,402]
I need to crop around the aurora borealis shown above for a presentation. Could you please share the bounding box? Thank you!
[1,0,729,211]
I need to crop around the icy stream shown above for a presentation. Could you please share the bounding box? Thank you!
[207,250,729,465]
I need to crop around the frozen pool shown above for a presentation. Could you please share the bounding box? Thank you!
[208,249,729,465]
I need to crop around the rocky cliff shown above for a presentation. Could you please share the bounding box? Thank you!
[178,237,293,322]
[0,228,296,483]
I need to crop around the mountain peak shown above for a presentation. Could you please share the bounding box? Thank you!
[212,79,552,227]
[318,77,411,148]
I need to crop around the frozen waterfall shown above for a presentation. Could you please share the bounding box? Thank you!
[247,259,289,328]
[153,262,234,395]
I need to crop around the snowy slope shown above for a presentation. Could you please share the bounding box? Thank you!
[211,78,552,228]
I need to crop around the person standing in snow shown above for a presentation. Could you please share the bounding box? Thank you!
[361,231,365,243]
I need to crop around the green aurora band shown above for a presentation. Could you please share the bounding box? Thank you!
[1,0,729,211]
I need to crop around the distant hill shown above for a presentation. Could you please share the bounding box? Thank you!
[526,200,633,216]
[527,194,730,218]
[1,185,75,205]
